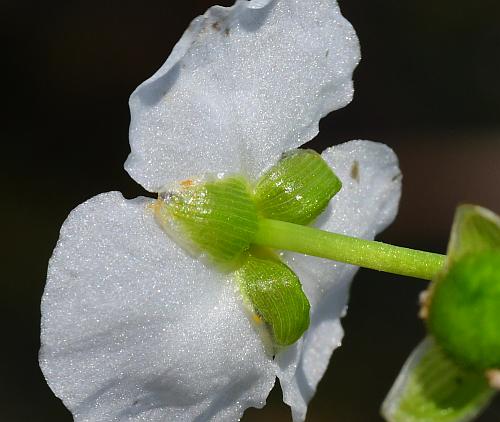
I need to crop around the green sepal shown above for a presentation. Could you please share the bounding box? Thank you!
[382,337,494,422]
[154,175,258,270]
[447,204,500,264]
[235,251,310,347]
[253,149,342,225]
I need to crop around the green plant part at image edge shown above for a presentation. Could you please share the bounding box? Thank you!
[428,250,500,371]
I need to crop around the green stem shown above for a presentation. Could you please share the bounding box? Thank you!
[254,219,446,280]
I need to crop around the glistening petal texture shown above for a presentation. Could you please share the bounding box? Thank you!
[40,192,276,421]
[278,140,402,421]
[126,0,360,192]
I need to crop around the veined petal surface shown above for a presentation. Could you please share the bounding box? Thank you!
[40,192,276,421]
[278,140,402,421]
[126,0,360,192]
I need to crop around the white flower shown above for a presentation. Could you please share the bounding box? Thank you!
[40,0,402,421]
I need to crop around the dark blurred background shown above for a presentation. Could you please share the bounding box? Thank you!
[2,0,500,420]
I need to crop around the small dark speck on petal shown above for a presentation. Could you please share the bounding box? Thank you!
[350,160,360,182]
[212,21,220,31]
[325,49,329,57]
[224,27,230,36]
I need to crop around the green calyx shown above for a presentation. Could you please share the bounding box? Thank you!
[254,149,342,225]
[235,251,310,347]
[154,175,259,270]
[154,150,341,348]
[426,205,500,372]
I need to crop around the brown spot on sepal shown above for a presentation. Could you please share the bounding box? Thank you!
[350,160,360,182]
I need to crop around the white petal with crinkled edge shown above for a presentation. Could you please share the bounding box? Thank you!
[277,140,402,421]
[40,192,277,421]
[126,0,360,192]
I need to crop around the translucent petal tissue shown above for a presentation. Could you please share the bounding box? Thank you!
[40,193,277,421]
[126,0,360,192]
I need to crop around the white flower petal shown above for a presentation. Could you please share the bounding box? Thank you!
[278,140,402,421]
[40,192,276,421]
[126,0,360,192]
